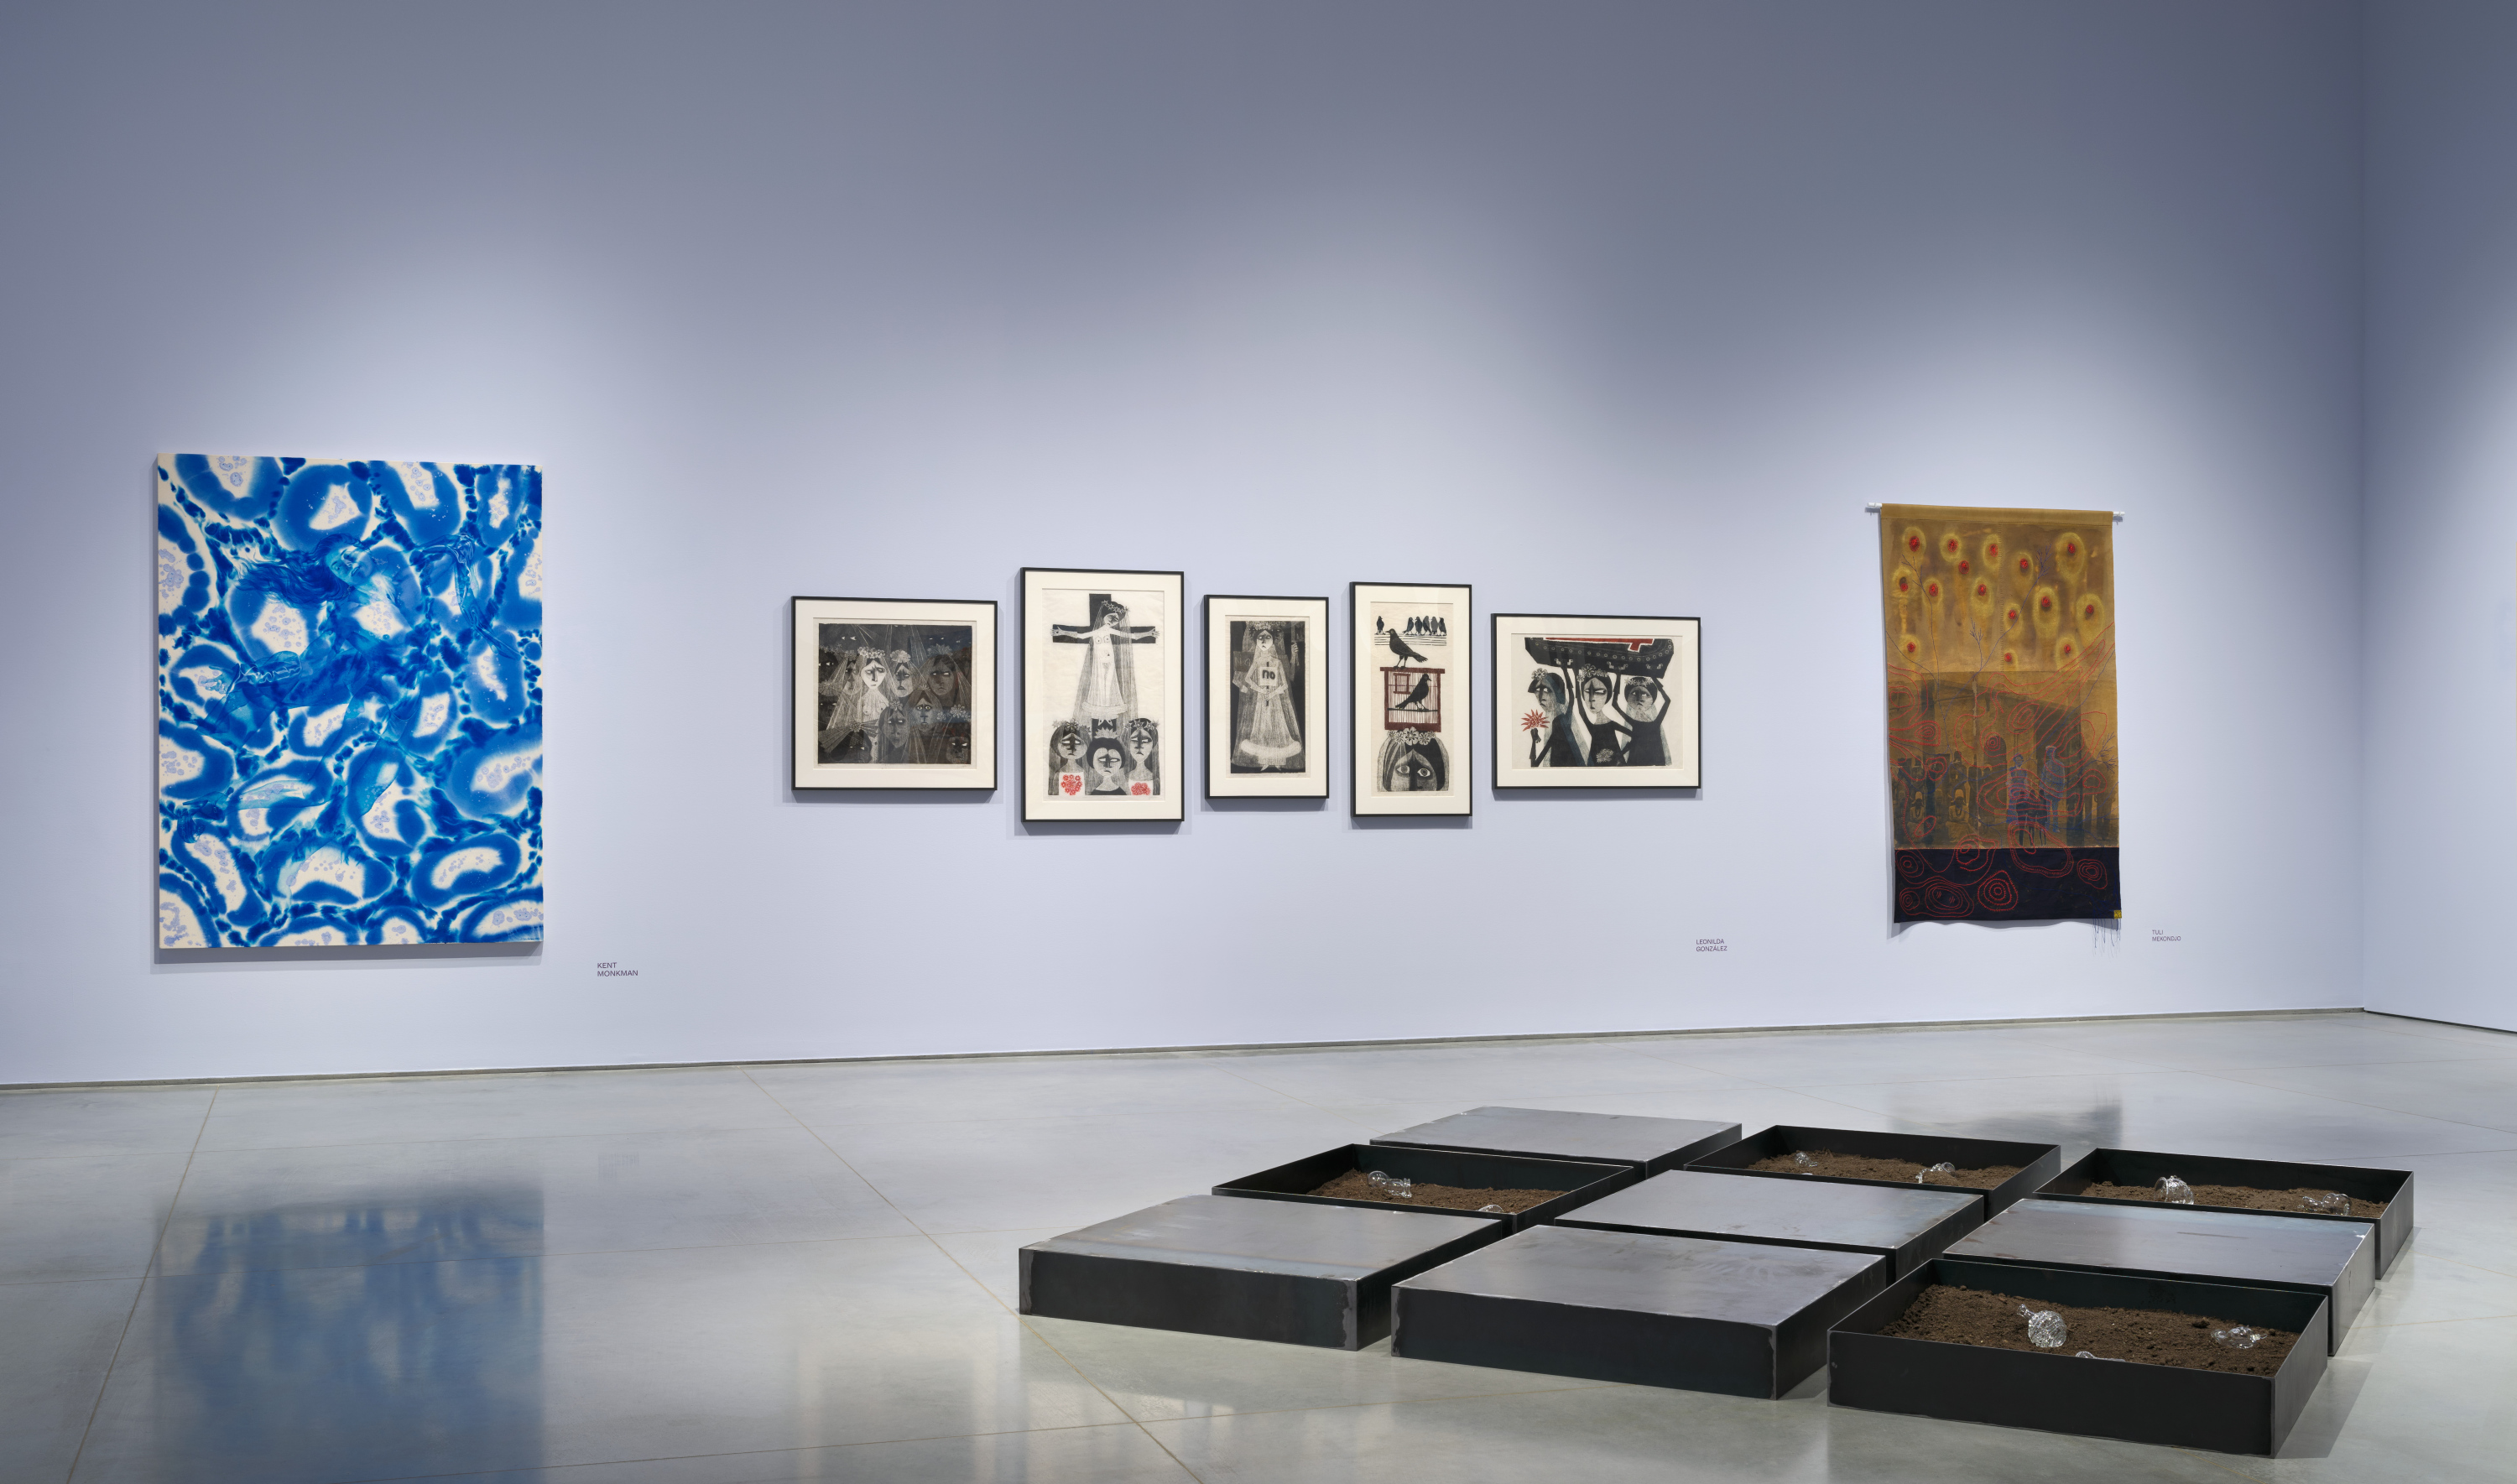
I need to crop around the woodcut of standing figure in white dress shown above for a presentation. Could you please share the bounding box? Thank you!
[1232,622,1304,772]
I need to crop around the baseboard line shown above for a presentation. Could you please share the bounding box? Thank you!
[2363,1008,2517,1038]
[0,1004,2376,1091]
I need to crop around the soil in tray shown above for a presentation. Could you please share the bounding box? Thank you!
[1748,1149,2021,1190]
[1879,1284,2301,1373]
[2079,1180,2388,1218]
[1305,1169,1559,1213]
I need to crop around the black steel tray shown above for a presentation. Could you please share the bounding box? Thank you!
[1371,1106,1743,1175]
[1829,1257,2329,1456]
[1392,1224,1884,1398]
[1686,1124,2063,1215]
[1943,1197,2374,1354]
[1556,1168,1981,1278]
[2036,1147,2413,1275]
[1216,1142,1632,1233]
[1020,1194,1506,1349]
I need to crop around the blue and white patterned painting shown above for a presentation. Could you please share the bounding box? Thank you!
[155,455,544,947]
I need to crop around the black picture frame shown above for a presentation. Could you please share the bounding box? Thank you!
[1490,612,1701,790]
[1204,593,1331,800]
[790,595,998,791]
[1350,581,1473,818]
[1022,567,1187,822]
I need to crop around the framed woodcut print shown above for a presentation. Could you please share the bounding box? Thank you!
[1492,613,1701,789]
[1351,581,1472,817]
[792,596,997,790]
[1206,594,1330,799]
[1023,568,1186,822]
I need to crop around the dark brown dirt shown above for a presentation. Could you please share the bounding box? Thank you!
[1879,1284,2301,1373]
[1748,1149,2021,1190]
[2080,1180,2386,1217]
[1306,1169,1558,1213]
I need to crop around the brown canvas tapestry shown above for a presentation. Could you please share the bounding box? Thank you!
[1880,507,2120,922]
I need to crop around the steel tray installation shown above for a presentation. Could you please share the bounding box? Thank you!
[1686,1124,2063,1215]
[1829,1257,2330,1456]
[1943,1197,2374,1354]
[1020,1195,1506,1349]
[1391,1225,1884,1397]
[1216,1143,1632,1232]
[2036,1148,2415,1275]
[1556,1169,1981,1278]
[1371,1106,1742,1176]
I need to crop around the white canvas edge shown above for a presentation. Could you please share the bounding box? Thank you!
[1205,595,1331,799]
[1022,569,1186,822]
[1491,613,1701,789]
[791,597,998,790]
[1352,581,1473,816]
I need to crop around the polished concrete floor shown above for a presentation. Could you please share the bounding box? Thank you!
[5,1009,2514,1483]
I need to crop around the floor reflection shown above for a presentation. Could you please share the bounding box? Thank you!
[144,1188,543,1481]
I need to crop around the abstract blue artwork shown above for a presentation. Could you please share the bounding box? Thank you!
[155,455,544,947]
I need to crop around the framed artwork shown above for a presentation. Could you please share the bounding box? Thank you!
[790,596,997,790]
[1351,581,1472,817]
[1023,568,1186,821]
[1492,614,1701,789]
[1205,594,1331,799]
[154,454,544,947]
[1879,506,2119,921]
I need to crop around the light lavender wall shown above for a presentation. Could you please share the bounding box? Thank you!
[0,2,2366,1082]
[2363,1,2517,1033]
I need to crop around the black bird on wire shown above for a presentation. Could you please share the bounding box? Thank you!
[1395,672,1432,710]
[1386,629,1429,665]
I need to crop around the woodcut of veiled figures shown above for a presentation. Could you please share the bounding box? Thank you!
[791,597,998,792]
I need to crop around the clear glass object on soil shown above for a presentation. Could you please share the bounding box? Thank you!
[2074,1351,2124,1361]
[2212,1325,2264,1351]
[2019,1304,2068,1349]
[2156,1174,2195,1205]
[1364,1170,1413,1200]
[2301,1190,2352,1216]
[1790,1152,1815,1170]
[1917,1161,1957,1184]
[1477,1204,1503,1213]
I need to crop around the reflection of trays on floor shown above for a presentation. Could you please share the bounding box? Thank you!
[1556,1169,1980,1278]
[1829,1257,2329,1456]
[2036,1148,2415,1275]
[1371,1106,1743,1176]
[1942,1198,2374,1354]
[1215,1143,1632,1233]
[1392,1224,1884,1398]
[1686,1125,2063,1215]
[1019,1195,1503,1350]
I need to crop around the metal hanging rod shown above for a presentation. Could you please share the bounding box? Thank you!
[1865,504,2125,519]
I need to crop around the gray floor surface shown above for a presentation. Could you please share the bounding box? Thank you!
[4,1009,2513,1482]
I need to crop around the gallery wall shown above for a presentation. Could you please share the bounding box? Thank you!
[0,2,2370,1083]
[2361,1,2517,1034]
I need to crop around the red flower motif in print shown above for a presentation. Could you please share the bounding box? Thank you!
[1060,774,1081,796]
[1519,709,1548,736]
[1130,783,1150,796]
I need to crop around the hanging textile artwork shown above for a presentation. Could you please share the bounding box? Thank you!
[155,455,545,946]
[1879,506,2118,922]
